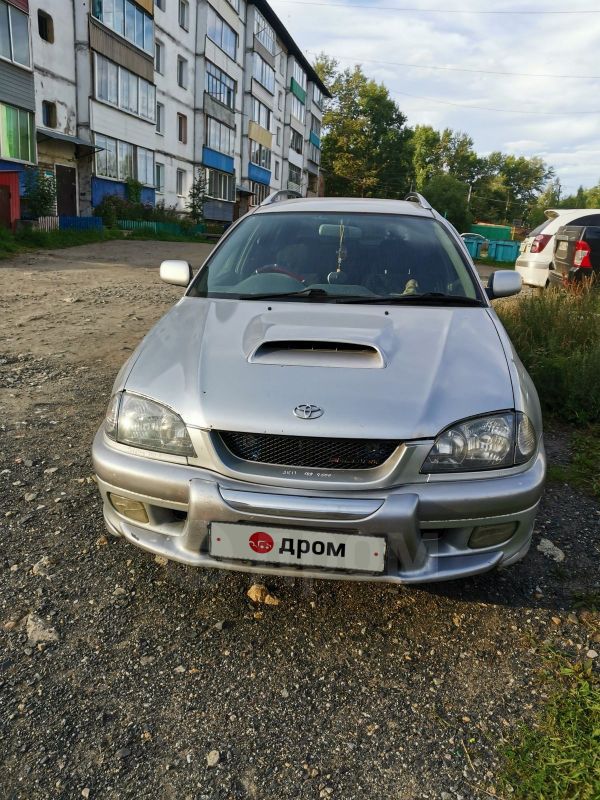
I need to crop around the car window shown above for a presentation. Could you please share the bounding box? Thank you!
[572,213,600,226]
[528,219,552,236]
[188,212,479,301]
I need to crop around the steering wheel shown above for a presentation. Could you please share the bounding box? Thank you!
[256,264,305,282]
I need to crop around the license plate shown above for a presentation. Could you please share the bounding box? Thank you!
[210,522,386,573]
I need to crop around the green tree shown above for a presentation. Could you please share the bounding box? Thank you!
[23,168,56,218]
[187,169,207,222]
[313,56,413,198]
[422,173,471,231]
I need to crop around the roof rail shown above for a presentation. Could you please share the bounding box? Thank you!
[404,192,432,211]
[260,189,302,206]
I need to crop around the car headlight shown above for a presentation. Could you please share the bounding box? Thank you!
[104,393,196,457]
[421,412,537,473]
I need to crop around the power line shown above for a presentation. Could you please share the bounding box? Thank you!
[389,88,600,115]
[304,50,600,81]
[275,0,600,14]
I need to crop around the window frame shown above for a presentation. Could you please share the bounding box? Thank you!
[250,140,271,171]
[177,112,188,144]
[205,167,235,202]
[205,61,236,110]
[95,53,155,122]
[207,6,237,60]
[177,54,188,89]
[92,0,154,55]
[0,0,32,69]
[0,102,35,163]
[37,10,54,43]
[176,168,186,196]
[155,161,165,192]
[253,52,275,93]
[154,38,164,74]
[206,116,235,156]
[178,0,189,30]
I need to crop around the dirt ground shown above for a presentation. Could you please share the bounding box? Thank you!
[0,241,598,800]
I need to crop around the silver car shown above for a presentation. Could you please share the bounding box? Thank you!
[92,195,545,584]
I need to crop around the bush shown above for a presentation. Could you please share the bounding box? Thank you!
[93,194,183,226]
[496,282,600,423]
[23,168,57,219]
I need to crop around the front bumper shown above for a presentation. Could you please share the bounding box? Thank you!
[92,431,546,584]
[515,258,550,288]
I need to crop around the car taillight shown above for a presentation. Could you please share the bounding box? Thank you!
[573,240,592,268]
[530,234,552,253]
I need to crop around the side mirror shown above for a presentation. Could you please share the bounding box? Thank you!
[486,270,522,300]
[159,260,192,287]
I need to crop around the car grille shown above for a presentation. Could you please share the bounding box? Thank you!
[217,431,399,470]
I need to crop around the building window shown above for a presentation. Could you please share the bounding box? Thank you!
[253,8,275,55]
[290,128,303,155]
[251,97,271,131]
[155,0,165,9]
[177,113,187,143]
[288,163,301,188]
[226,0,239,12]
[0,1,31,67]
[205,61,236,110]
[292,61,307,90]
[253,53,275,93]
[276,126,281,146]
[176,168,186,196]
[136,146,154,186]
[95,135,154,184]
[0,102,35,162]
[206,117,234,156]
[118,140,134,180]
[313,84,323,109]
[308,143,320,164]
[310,116,321,137]
[291,95,305,124]
[178,0,189,30]
[155,161,164,192]
[279,53,286,75]
[177,55,188,89]
[38,10,54,43]
[96,54,155,121]
[278,90,283,111]
[207,7,237,60]
[250,140,271,171]
[92,0,154,55]
[249,181,269,206]
[155,39,164,73]
[205,168,235,201]
[156,101,164,133]
[274,160,279,180]
[94,133,117,178]
[42,101,57,128]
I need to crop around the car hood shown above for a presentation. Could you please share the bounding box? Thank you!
[122,298,514,440]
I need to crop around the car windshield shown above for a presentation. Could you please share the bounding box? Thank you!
[188,212,480,302]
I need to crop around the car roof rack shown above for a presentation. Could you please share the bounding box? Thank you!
[404,192,432,211]
[260,189,302,206]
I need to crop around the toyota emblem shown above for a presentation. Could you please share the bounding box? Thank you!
[293,404,324,420]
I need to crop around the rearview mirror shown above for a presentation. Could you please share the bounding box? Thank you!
[486,270,521,300]
[160,260,192,287]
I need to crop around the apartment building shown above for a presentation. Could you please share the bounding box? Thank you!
[0,0,329,226]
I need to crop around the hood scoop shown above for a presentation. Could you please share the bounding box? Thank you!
[249,339,385,368]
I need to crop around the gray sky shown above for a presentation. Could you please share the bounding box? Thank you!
[270,0,600,194]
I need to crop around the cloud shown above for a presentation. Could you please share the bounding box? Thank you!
[272,0,600,190]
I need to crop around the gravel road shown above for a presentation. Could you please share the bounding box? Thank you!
[0,241,598,800]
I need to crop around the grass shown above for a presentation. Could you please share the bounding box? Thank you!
[500,654,600,800]
[547,427,600,499]
[0,226,122,258]
[496,282,600,424]
[0,225,213,258]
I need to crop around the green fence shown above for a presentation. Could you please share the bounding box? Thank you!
[117,219,206,236]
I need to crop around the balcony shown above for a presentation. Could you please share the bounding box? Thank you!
[287,180,301,194]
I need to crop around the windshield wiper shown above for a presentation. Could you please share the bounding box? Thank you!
[336,292,484,306]
[234,288,332,301]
